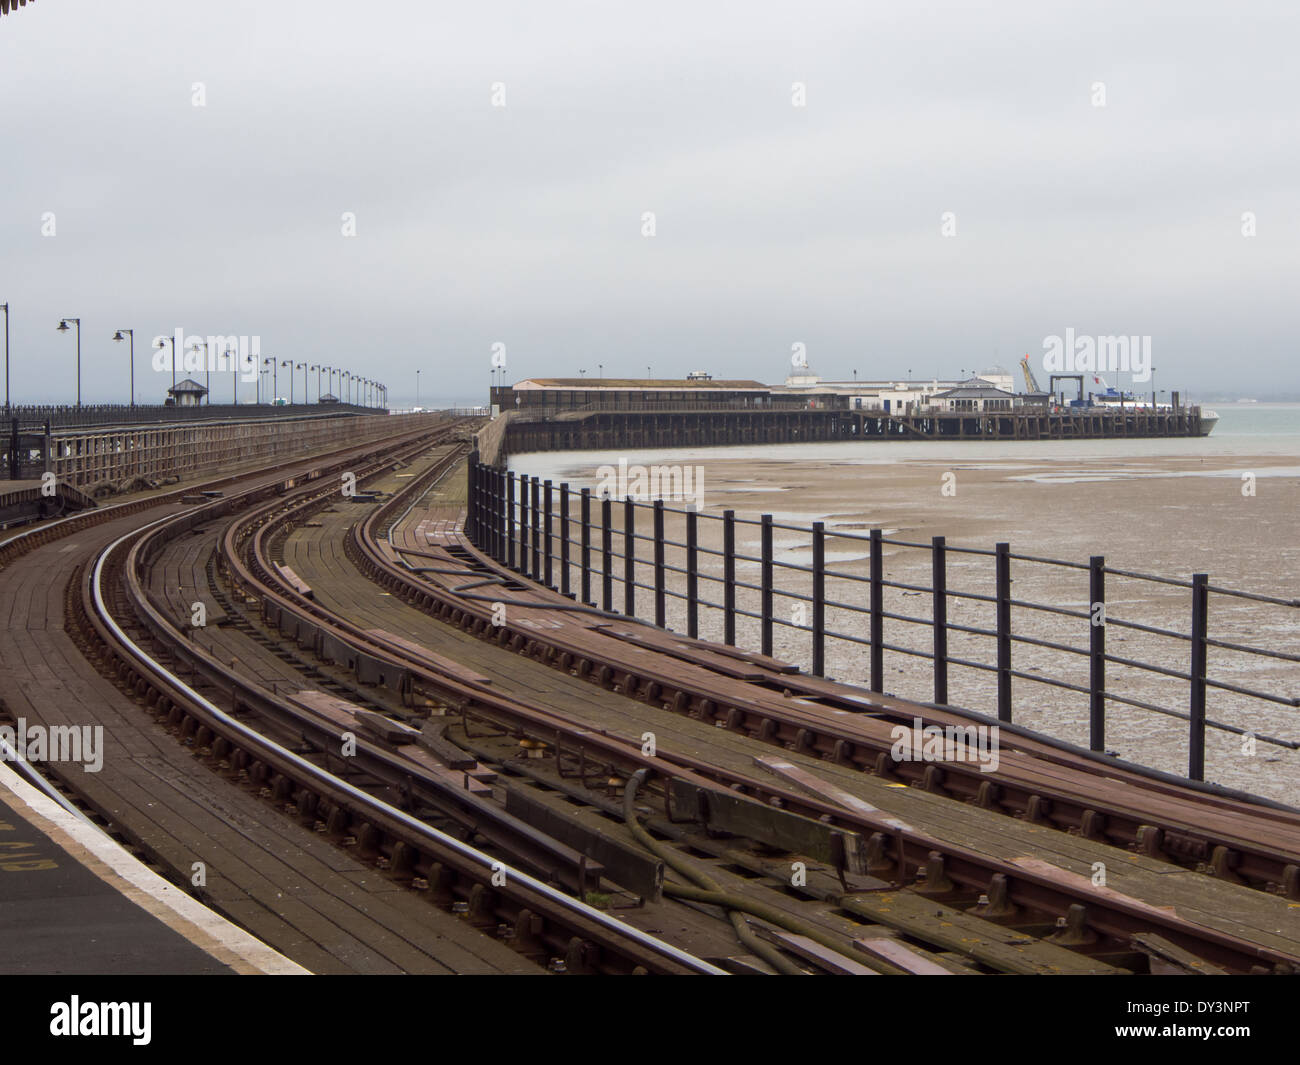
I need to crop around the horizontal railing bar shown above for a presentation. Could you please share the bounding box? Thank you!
[1008,552,1090,571]
[1104,652,1191,682]
[1008,631,1092,657]
[1203,636,1300,662]
[1103,566,1193,589]
[1205,583,1300,607]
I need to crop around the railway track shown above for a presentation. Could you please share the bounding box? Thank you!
[67,430,722,976]
[203,446,1300,974]
[349,456,1300,903]
[31,420,1294,974]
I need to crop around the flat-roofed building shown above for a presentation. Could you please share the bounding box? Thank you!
[493,378,787,414]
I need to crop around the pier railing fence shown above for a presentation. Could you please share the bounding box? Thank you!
[465,459,1298,785]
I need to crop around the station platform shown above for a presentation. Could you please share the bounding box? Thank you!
[0,761,307,975]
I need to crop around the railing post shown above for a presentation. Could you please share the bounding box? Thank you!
[496,467,506,563]
[723,509,736,645]
[543,479,553,589]
[653,500,666,628]
[488,466,497,561]
[472,460,482,547]
[1189,573,1209,781]
[932,535,948,705]
[473,460,483,547]
[580,488,592,605]
[761,514,773,657]
[601,497,613,612]
[466,459,477,545]
[870,528,883,693]
[560,483,571,598]
[506,472,516,570]
[996,542,1012,722]
[531,476,541,580]
[1089,555,1106,752]
[623,497,636,617]
[686,509,699,639]
[812,521,825,676]
[518,474,530,575]
[478,461,488,555]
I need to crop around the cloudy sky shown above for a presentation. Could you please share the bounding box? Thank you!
[2,0,1296,406]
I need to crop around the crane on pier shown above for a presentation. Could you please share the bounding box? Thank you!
[1020,355,1043,394]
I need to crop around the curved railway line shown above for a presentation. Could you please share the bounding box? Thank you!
[64,427,720,976]
[178,442,1300,973]
[6,420,1297,975]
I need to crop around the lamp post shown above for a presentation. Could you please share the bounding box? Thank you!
[280,360,294,404]
[155,335,177,397]
[230,341,240,405]
[2,301,9,413]
[56,318,82,407]
[297,362,307,404]
[320,365,330,402]
[187,340,211,403]
[112,329,135,406]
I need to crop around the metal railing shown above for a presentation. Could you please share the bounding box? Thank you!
[465,460,1299,785]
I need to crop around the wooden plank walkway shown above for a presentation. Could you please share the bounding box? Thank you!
[0,496,538,974]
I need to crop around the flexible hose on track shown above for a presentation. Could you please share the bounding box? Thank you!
[621,769,802,975]
[622,769,901,975]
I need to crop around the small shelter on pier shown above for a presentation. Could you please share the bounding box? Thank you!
[166,379,209,407]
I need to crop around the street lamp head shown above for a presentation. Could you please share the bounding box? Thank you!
[112,330,127,343]
[57,320,70,332]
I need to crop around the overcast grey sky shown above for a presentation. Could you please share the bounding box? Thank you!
[2,0,1297,405]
